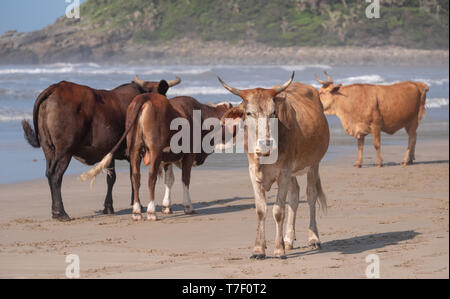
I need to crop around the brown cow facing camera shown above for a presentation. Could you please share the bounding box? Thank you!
[218,73,330,259]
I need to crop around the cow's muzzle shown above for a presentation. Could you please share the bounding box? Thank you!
[255,138,276,156]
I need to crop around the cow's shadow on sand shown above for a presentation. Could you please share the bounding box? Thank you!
[285,230,420,258]
[364,160,448,168]
[104,195,262,218]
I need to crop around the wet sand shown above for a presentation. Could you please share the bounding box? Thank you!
[0,139,448,278]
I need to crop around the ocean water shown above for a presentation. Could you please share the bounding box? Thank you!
[0,63,448,183]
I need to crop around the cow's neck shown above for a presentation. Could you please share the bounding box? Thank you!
[333,95,361,137]
[113,83,142,102]
[201,104,228,120]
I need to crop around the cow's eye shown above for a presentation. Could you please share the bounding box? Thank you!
[246,112,252,116]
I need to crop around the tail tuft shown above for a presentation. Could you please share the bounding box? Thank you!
[80,153,113,187]
[21,120,40,148]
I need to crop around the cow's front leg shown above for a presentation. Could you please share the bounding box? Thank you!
[181,155,195,214]
[249,164,267,259]
[354,136,365,168]
[161,164,174,214]
[103,159,115,214]
[273,172,290,259]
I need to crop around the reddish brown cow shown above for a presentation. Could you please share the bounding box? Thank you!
[80,94,232,220]
[22,76,181,221]
[315,71,429,167]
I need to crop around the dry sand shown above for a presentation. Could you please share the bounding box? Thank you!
[0,139,448,279]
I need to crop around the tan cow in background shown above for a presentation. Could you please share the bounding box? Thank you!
[315,71,429,168]
[219,73,330,259]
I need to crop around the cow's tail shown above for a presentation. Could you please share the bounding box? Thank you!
[314,166,327,215]
[21,85,57,148]
[417,82,429,122]
[80,96,150,185]
[316,175,327,215]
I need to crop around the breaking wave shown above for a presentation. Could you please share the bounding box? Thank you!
[426,98,449,109]
[0,63,212,76]
[0,108,32,123]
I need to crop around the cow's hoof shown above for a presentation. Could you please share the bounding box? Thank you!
[284,243,294,251]
[250,254,266,260]
[52,212,71,222]
[377,164,383,168]
[103,206,114,215]
[161,206,173,214]
[307,240,321,250]
[184,207,196,215]
[274,248,286,259]
[147,213,158,221]
[132,213,142,221]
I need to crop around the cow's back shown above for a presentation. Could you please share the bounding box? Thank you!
[376,81,421,134]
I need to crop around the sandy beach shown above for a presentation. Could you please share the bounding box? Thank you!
[0,137,448,279]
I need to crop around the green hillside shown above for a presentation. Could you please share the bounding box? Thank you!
[79,0,449,49]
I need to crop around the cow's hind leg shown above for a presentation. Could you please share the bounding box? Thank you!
[403,120,419,166]
[103,159,115,214]
[46,153,72,221]
[306,166,321,249]
[371,125,383,167]
[129,163,144,212]
[284,177,299,251]
[130,150,143,220]
[181,155,195,215]
[146,152,162,221]
[354,135,365,168]
[161,164,174,214]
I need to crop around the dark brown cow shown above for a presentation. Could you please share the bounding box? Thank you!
[22,76,181,221]
[80,94,232,220]
[315,71,429,167]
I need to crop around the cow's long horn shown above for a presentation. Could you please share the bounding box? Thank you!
[323,70,333,83]
[167,76,181,87]
[134,75,145,87]
[273,72,295,95]
[314,72,327,85]
[218,77,242,97]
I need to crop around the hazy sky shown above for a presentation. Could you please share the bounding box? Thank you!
[0,0,86,34]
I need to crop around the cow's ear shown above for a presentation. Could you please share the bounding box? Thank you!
[331,84,342,94]
[274,95,292,129]
[158,80,169,95]
[221,105,244,124]
[220,105,244,134]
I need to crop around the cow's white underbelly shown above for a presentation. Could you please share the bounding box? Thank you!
[292,166,310,177]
